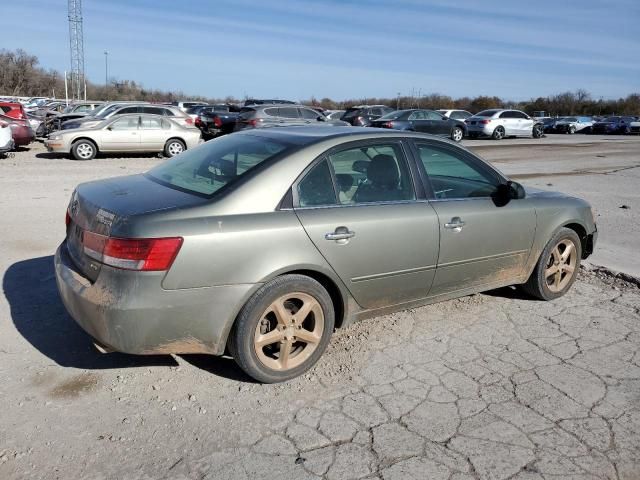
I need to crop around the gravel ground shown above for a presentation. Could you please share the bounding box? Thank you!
[1,137,639,480]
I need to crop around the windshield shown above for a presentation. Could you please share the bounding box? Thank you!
[147,134,292,196]
[378,111,405,120]
[96,104,124,119]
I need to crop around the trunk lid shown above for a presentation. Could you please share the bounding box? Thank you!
[66,174,208,281]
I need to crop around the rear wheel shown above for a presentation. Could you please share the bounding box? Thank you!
[229,274,335,383]
[451,126,464,142]
[492,126,505,140]
[523,228,581,301]
[164,138,185,157]
[71,139,97,160]
[569,125,576,134]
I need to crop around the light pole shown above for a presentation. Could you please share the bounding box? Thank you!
[104,50,109,89]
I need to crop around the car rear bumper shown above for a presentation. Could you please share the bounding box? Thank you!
[465,125,493,136]
[55,242,256,356]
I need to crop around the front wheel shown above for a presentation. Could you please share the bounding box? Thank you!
[532,124,544,138]
[229,274,335,383]
[451,126,464,142]
[71,139,97,160]
[164,138,185,157]
[522,227,581,301]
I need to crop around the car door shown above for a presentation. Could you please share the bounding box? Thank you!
[100,116,141,151]
[499,111,518,135]
[293,140,440,309]
[516,111,534,135]
[412,140,536,298]
[139,115,169,151]
[299,107,321,125]
[278,107,303,126]
[408,110,429,132]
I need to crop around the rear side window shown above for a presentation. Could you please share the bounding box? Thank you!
[298,160,337,207]
[300,108,319,120]
[147,135,291,196]
[279,107,300,119]
[264,108,279,117]
[118,107,139,115]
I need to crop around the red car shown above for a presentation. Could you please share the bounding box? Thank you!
[0,114,34,147]
[0,102,28,120]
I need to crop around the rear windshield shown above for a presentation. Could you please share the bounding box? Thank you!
[146,134,291,197]
[341,108,361,119]
[476,109,501,117]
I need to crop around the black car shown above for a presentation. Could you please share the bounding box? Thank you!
[369,109,467,142]
[591,116,636,135]
[191,105,240,138]
[341,105,394,126]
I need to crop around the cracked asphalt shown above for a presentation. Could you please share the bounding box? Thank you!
[1,137,639,479]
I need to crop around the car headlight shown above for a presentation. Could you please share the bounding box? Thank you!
[49,135,62,141]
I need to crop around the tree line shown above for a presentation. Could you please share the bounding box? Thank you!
[1,49,638,116]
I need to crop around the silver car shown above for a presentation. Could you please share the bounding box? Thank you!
[466,109,544,140]
[235,104,348,130]
[55,127,597,382]
[45,114,201,160]
[60,104,194,130]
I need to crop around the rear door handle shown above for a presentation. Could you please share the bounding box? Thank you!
[325,226,355,241]
[444,217,465,231]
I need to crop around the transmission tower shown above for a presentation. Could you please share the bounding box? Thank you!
[68,0,85,100]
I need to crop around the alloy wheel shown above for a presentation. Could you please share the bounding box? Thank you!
[452,127,463,142]
[545,239,577,293]
[168,142,183,156]
[253,292,324,371]
[77,143,94,159]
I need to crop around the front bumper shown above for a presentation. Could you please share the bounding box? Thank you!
[0,138,14,153]
[55,242,256,356]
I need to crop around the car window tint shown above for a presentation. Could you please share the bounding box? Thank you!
[408,111,424,120]
[298,160,337,207]
[264,108,279,117]
[327,144,415,205]
[110,117,139,130]
[300,108,318,120]
[148,135,290,196]
[370,108,382,116]
[141,116,163,129]
[417,144,500,199]
[499,111,512,118]
[163,108,175,117]
[426,111,443,120]
[279,107,300,119]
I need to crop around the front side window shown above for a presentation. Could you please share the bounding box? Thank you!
[109,117,139,130]
[426,111,444,120]
[408,111,426,120]
[147,134,291,196]
[417,143,500,199]
[279,107,300,119]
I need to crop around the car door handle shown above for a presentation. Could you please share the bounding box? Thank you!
[444,217,465,231]
[325,227,355,241]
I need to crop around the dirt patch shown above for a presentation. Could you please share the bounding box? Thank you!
[49,373,99,398]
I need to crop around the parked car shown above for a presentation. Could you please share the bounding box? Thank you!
[50,102,105,134]
[437,109,473,122]
[590,116,636,134]
[552,116,593,134]
[0,119,15,154]
[630,119,640,134]
[55,127,597,382]
[370,109,466,142]
[541,117,562,133]
[0,102,29,120]
[171,101,208,113]
[341,105,395,126]
[0,114,35,147]
[60,104,195,131]
[45,114,201,160]
[234,104,348,131]
[193,106,240,138]
[465,109,544,139]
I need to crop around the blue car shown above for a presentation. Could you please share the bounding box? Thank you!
[591,116,636,134]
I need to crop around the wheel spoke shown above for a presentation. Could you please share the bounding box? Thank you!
[545,265,559,279]
[554,269,562,288]
[255,329,285,348]
[279,338,293,369]
[272,299,292,326]
[552,246,561,263]
[563,264,574,274]
[294,300,314,324]
[295,328,321,345]
[561,243,574,262]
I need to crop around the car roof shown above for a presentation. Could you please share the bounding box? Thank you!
[235,125,459,146]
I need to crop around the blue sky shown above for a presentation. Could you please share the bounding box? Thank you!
[5,0,639,100]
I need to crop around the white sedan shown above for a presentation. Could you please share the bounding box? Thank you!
[45,114,202,160]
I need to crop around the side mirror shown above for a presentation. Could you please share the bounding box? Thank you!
[106,126,113,131]
[317,116,326,122]
[507,180,526,200]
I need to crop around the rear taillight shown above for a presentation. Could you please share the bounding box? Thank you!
[194,117,202,126]
[383,121,394,128]
[480,119,491,124]
[246,118,262,127]
[83,231,183,271]
[185,118,194,125]
[65,210,71,227]
[214,116,223,128]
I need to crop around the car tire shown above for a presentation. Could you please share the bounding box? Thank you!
[623,126,631,135]
[532,124,544,138]
[71,139,97,160]
[164,138,186,157]
[451,126,464,142]
[569,126,576,134]
[522,227,582,301]
[229,274,335,383]
[492,126,505,140]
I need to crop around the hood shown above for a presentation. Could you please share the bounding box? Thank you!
[524,186,572,199]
